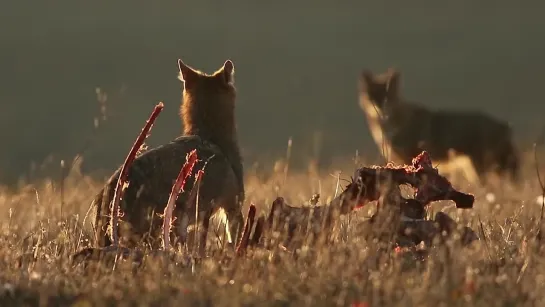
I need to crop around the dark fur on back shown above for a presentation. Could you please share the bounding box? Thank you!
[92,137,242,247]
[358,68,520,183]
[91,59,244,249]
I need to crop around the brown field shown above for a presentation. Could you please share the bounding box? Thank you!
[0,149,545,307]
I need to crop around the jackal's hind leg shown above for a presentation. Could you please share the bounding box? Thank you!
[176,213,190,249]
[197,210,212,257]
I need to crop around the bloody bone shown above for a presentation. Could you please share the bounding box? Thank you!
[339,151,475,212]
[109,102,165,246]
[245,151,475,250]
[161,149,199,250]
[236,204,257,255]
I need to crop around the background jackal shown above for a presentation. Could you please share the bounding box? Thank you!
[358,68,520,185]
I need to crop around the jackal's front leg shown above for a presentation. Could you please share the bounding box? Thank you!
[225,206,244,250]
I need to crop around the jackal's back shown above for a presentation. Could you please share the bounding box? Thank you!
[91,135,243,248]
[386,104,519,179]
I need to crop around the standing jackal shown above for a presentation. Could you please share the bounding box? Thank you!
[358,68,519,184]
[91,59,245,251]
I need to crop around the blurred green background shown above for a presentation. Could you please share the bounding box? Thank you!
[1,0,544,185]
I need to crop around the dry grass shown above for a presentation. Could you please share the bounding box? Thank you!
[0,152,544,307]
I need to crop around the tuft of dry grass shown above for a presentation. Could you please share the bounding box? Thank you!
[0,152,544,306]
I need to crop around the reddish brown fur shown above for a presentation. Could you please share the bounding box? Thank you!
[179,61,238,151]
[178,59,244,204]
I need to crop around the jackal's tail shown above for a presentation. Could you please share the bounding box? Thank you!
[90,186,113,248]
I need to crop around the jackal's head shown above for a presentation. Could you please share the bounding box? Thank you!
[178,59,237,139]
[359,68,400,109]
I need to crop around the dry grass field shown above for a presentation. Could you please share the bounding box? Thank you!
[0,147,545,307]
[2,2,544,306]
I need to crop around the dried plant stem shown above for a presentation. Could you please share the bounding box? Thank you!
[478,215,493,261]
[334,171,341,198]
[193,182,201,255]
[76,198,95,252]
[236,204,257,256]
[109,102,165,247]
[161,149,198,250]
[60,159,66,219]
[280,137,293,194]
[533,143,545,242]
[190,155,213,254]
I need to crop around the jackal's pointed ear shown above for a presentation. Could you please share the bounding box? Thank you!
[359,70,375,91]
[178,59,198,84]
[220,59,235,85]
[361,70,374,83]
[386,68,400,97]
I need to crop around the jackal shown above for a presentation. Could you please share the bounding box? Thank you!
[91,59,245,251]
[358,68,519,185]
